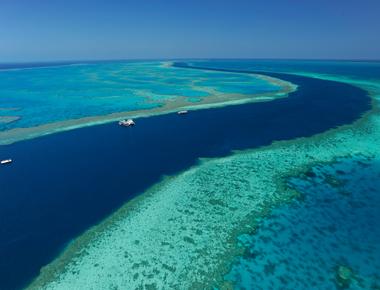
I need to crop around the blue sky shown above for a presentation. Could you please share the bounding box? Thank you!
[0,0,379,62]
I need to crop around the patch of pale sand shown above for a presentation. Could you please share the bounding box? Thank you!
[0,116,20,124]
[0,107,21,111]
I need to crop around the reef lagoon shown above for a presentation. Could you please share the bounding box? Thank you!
[0,61,294,145]
[0,60,379,290]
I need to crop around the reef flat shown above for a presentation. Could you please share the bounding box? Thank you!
[223,70,380,289]
[0,115,20,124]
[0,63,368,290]
[225,156,380,289]
[27,72,379,289]
[0,61,294,145]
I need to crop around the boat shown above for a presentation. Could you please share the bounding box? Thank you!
[177,110,188,115]
[1,159,12,165]
[119,119,135,127]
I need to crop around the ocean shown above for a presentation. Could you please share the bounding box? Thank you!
[0,60,376,289]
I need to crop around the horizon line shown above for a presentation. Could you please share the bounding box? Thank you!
[1,57,380,65]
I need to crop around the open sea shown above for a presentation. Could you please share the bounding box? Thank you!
[0,60,377,289]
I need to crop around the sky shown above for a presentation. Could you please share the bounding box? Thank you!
[0,0,379,62]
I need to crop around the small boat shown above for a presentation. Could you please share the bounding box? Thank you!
[177,110,188,115]
[119,119,135,127]
[1,159,12,165]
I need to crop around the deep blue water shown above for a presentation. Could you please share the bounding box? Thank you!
[0,63,371,289]
[187,59,380,81]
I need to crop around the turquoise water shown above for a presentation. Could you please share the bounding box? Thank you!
[0,61,283,133]
[1,60,379,289]
[17,61,377,290]
[225,156,380,289]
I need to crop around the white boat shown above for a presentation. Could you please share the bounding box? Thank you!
[177,110,188,115]
[1,159,12,165]
[119,119,135,127]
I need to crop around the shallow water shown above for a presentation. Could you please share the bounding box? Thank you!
[225,156,380,289]
[0,61,282,132]
[0,60,375,289]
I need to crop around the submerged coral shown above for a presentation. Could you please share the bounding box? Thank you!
[28,72,380,290]
[336,265,355,289]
